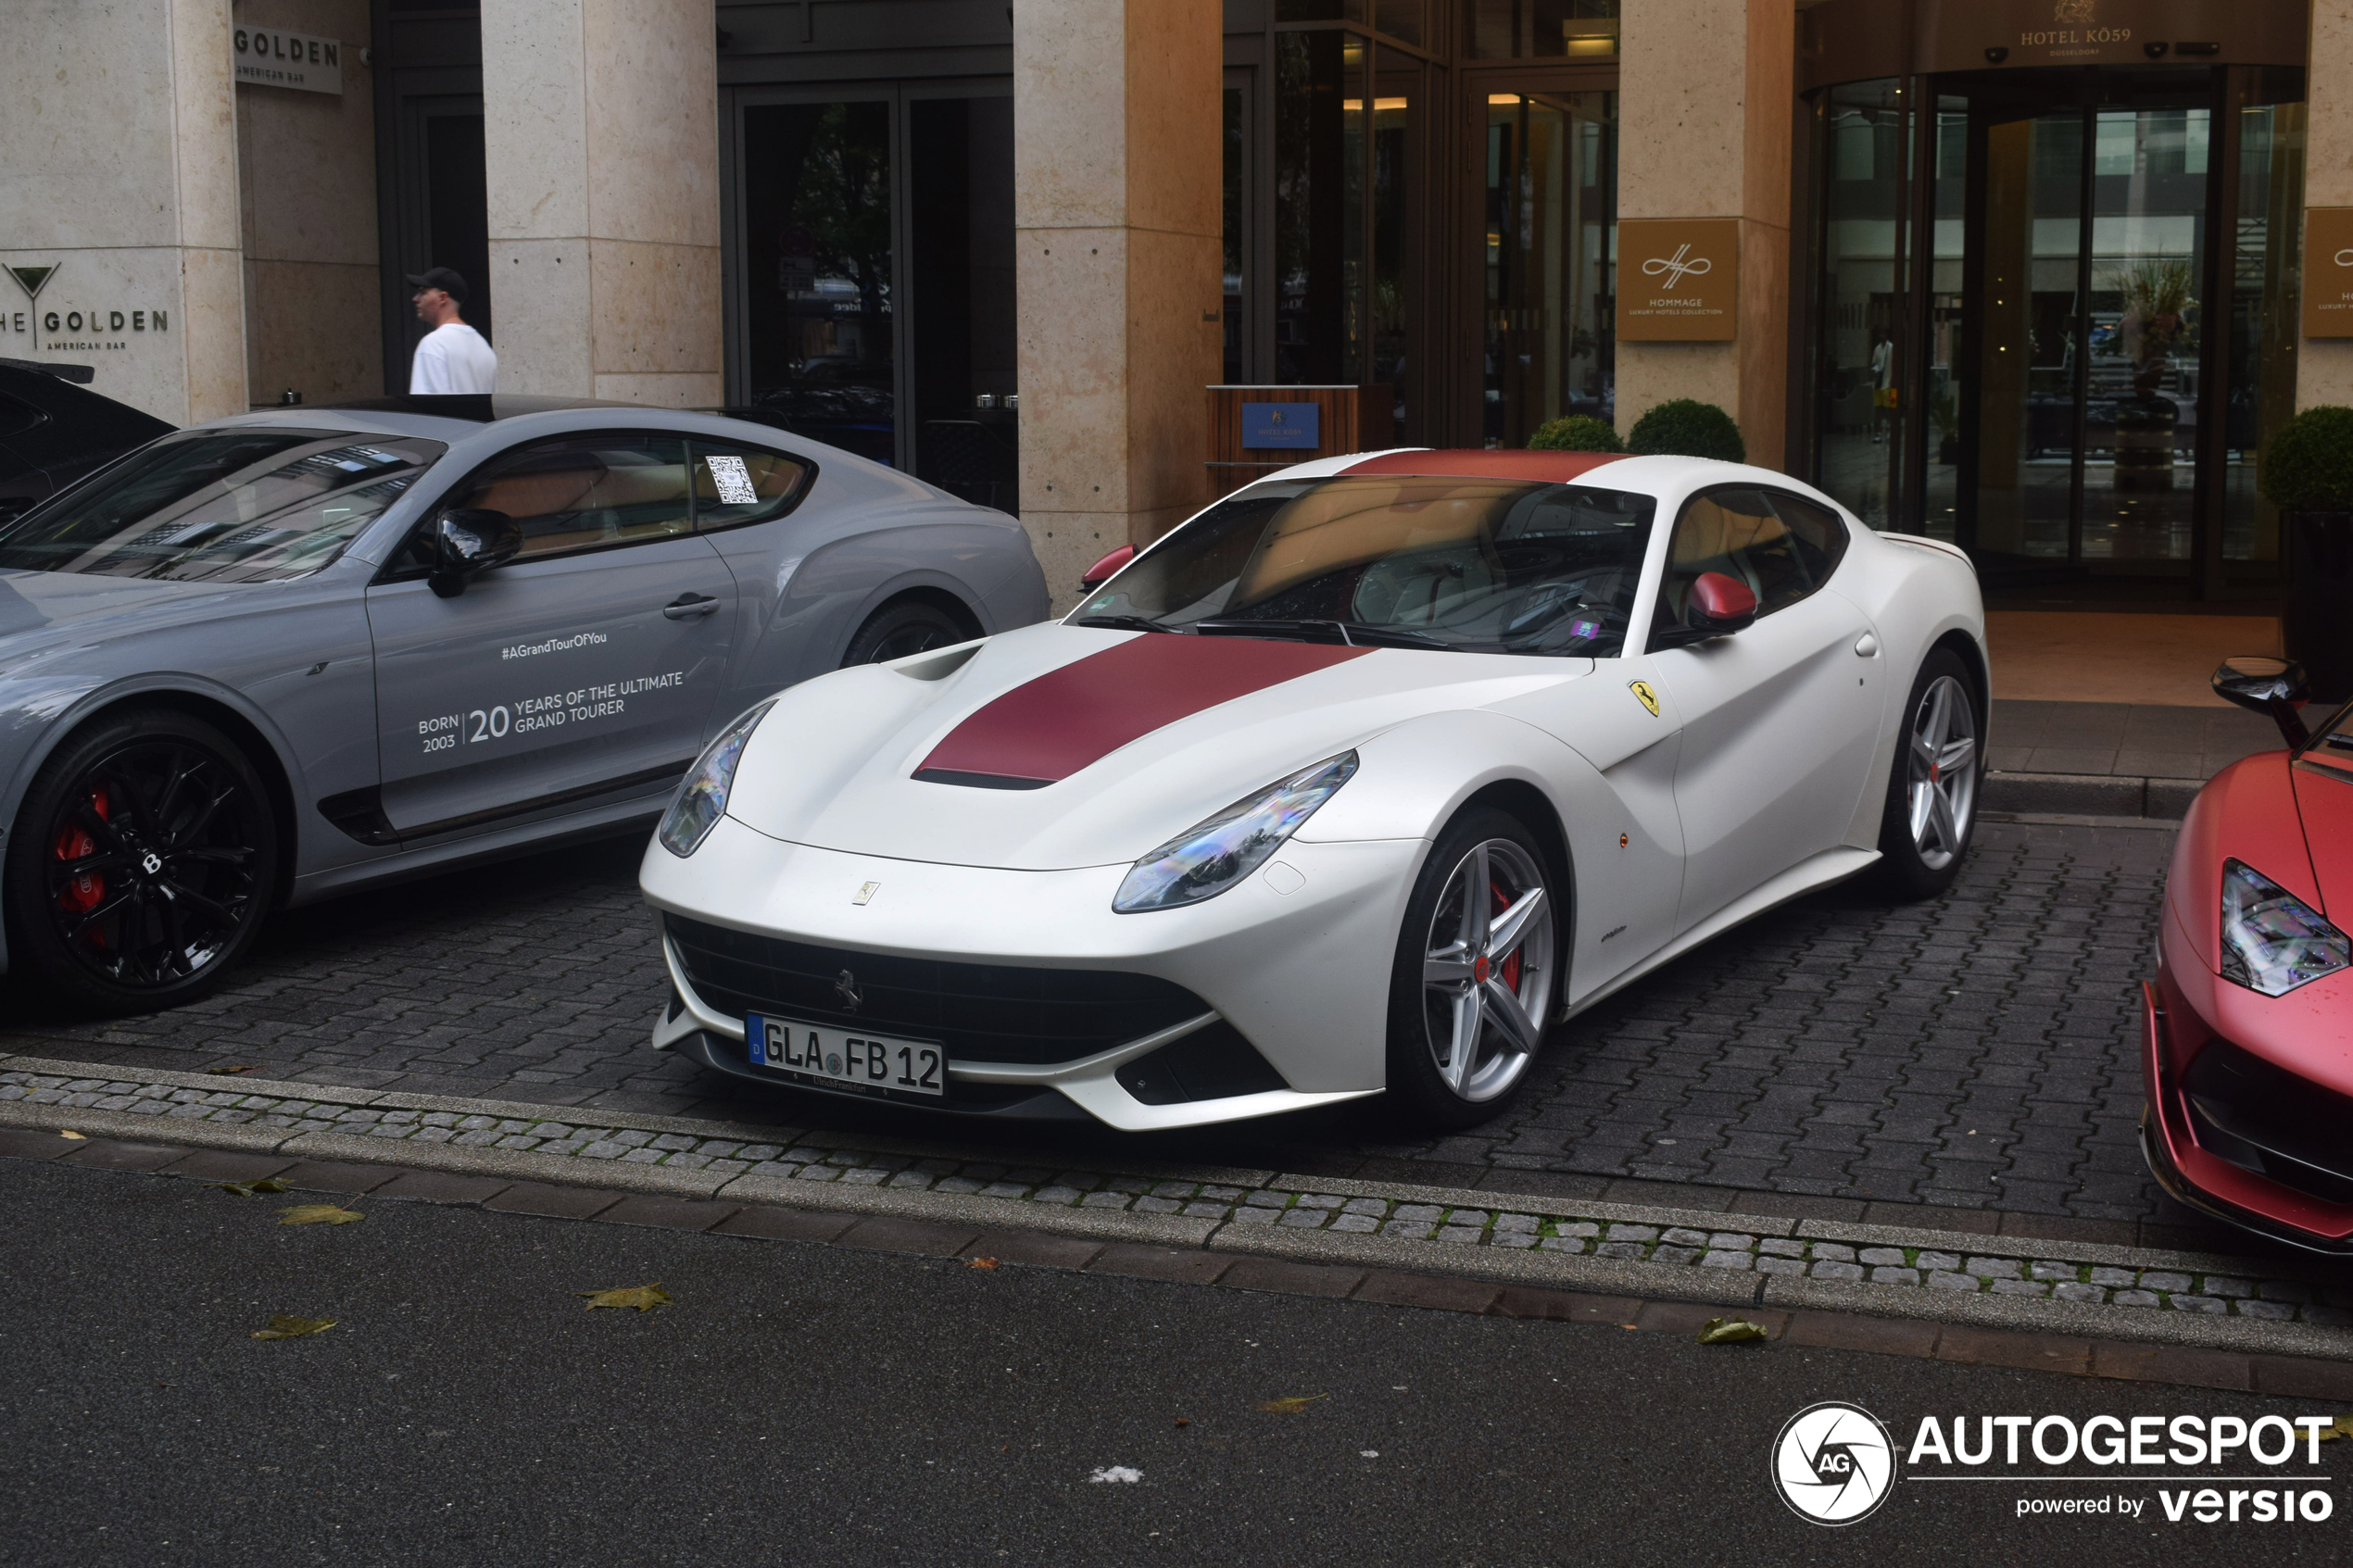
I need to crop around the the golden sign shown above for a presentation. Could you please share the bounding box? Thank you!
[2305,208,2353,339]
[1617,219,1739,343]
[1628,680,1661,717]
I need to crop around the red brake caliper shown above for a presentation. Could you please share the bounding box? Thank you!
[1493,876,1522,991]
[53,785,109,919]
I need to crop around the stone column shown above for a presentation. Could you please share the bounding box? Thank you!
[0,0,246,424]
[236,0,382,406]
[1014,0,1224,608]
[483,0,722,404]
[2299,0,2353,408]
[1616,0,1795,467]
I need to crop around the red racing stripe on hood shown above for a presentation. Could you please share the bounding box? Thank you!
[915,633,1372,786]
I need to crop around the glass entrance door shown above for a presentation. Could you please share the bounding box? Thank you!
[1963,99,2210,578]
[1811,65,2305,602]
[1480,89,1616,447]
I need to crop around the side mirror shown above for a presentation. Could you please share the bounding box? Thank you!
[1689,571,1759,634]
[428,508,522,598]
[2212,656,2310,748]
[1079,543,1135,591]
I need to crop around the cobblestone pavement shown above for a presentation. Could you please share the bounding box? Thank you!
[0,817,2195,1233]
[10,1060,2340,1330]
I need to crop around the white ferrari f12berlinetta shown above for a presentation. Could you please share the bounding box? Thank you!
[640,448,1986,1131]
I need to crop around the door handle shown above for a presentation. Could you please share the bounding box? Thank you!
[1853,633,1880,658]
[663,593,722,621]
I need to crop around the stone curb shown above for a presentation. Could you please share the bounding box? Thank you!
[1982,771,2202,821]
[1759,1275,2353,1361]
[1788,1218,2284,1280]
[1205,1221,1766,1306]
[1265,1172,1794,1237]
[7,1091,2347,1363]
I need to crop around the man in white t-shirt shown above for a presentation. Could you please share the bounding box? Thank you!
[405,267,497,395]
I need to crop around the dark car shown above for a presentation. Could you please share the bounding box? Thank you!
[0,359,175,526]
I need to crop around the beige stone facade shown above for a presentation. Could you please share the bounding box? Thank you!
[0,0,2334,610]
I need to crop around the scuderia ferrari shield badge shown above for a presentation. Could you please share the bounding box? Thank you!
[1628,680,1660,717]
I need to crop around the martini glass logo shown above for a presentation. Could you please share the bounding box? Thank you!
[1772,1401,1895,1525]
[1641,244,1711,292]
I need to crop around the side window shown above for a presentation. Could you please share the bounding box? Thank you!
[1764,490,1850,583]
[1655,486,1844,638]
[689,441,813,532]
[396,434,693,573]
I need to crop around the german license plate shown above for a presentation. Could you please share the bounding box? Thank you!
[745,1012,945,1097]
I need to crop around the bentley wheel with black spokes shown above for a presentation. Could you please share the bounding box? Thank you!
[841,599,971,667]
[1874,647,1983,900]
[1386,808,1560,1129]
[5,709,279,1014]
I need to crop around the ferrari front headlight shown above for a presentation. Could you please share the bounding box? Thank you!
[2219,859,2350,997]
[1113,753,1358,913]
[658,700,774,858]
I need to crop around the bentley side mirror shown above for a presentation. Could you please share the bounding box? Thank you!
[428,508,522,598]
[1079,543,1134,591]
[2212,656,2310,748]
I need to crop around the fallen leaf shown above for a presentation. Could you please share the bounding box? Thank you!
[1173,1418,1190,1428]
[277,1204,364,1226]
[967,1257,1000,1270]
[58,1130,86,1140]
[579,1283,673,1312]
[1256,1394,1328,1415]
[207,1064,260,1076]
[215,1177,292,1198]
[1697,1317,1769,1345]
[2317,1415,2353,1443]
[1087,1465,1143,1484]
[250,1315,335,1340]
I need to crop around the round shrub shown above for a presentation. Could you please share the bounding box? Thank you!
[2260,405,2353,512]
[1626,398,1746,463]
[1528,415,1625,453]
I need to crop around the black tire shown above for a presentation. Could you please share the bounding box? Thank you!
[1872,646,1982,901]
[1383,808,1562,1131]
[4,708,280,1015]
[840,599,970,666]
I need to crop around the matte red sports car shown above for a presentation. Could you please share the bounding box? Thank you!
[2143,659,2353,1251]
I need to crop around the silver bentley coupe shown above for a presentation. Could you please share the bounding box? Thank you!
[0,395,1048,1012]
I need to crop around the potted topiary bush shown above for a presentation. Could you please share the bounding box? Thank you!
[1527,414,1624,453]
[1626,398,1746,463]
[2261,405,2353,701]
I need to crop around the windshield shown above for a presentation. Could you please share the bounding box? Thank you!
[1073,474,1657,656]
[0,429,445,583]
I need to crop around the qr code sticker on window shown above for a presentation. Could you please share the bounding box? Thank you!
[705,454,760,507]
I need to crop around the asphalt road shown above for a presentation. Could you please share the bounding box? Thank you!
[3,1158,2339,1567]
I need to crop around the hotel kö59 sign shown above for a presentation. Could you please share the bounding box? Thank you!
[1617,219,1739,343]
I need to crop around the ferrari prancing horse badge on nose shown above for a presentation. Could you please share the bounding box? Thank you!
[1628,680,1660,717]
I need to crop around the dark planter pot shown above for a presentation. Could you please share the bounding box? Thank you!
[2283,509,2353,703]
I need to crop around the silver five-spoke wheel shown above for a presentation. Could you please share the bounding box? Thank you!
[1418,837,1555,1102]
[1906,673,1978,871]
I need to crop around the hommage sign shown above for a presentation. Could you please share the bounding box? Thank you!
[1617,219,1740,342]
[233,28,343,95]
[2303,208,2353,339]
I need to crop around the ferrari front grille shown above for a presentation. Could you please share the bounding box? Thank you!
[664,914,1212,1066]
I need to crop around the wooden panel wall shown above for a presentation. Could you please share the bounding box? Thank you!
[1205,383,1393,497]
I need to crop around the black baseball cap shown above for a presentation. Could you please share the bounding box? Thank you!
[405,267,469,303]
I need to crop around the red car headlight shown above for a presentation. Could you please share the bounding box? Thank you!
[2219,859,2350,997]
